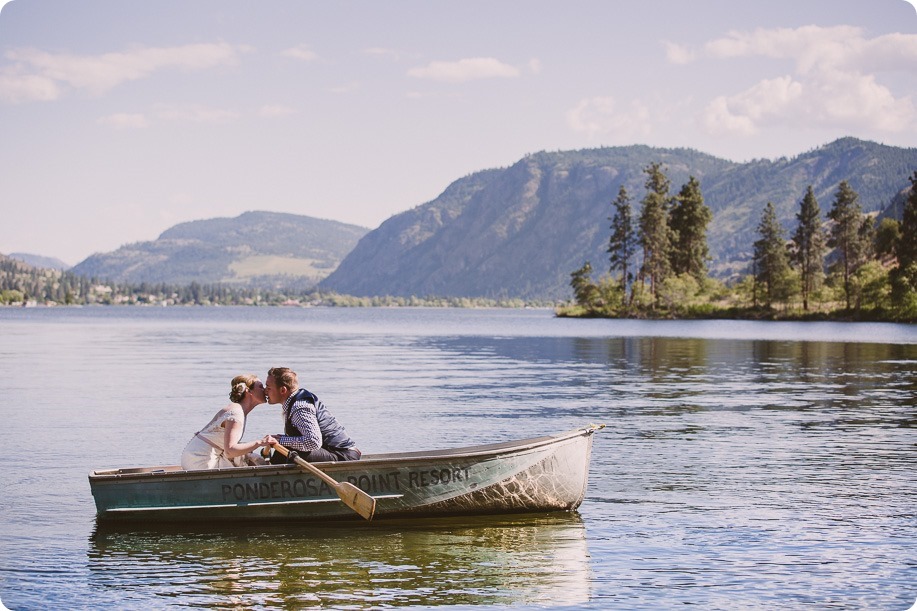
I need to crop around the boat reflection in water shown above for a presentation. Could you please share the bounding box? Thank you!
[88,513,591,607]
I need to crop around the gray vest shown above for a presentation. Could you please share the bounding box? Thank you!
[284,388,355,450]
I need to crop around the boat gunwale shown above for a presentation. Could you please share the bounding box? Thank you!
[89,426,599,482]
[105,492,407,513]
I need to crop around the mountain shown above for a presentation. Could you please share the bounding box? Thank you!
[1,252,31,270]
[320,138,917,300]
[8,253,70,270]
[71,211,369,288]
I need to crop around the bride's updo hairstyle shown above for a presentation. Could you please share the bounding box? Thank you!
[229,374,258,403]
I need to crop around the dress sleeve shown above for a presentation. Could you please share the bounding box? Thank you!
[222,405,244,424]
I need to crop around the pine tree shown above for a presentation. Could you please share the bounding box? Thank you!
[638,162,672,304]
[608,185,636,300]
[669,176,712,281]
[753,202,792,308]
[570,262,599,309]
[827,180,870,310]
[791,186,827,311]
[889,172,917,315]
[875,218,901,260]
[898,171,917,268]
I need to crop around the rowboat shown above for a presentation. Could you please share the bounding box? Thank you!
[89,424,604,523]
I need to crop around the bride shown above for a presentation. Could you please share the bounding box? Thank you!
[181,374,276,470]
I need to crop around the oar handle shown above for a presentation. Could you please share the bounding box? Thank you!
[271,444,338,488]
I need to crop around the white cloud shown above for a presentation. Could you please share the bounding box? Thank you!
[0,69,59,103]
[281,45,318,62]
[703,25,863,73]
[97,112,150,129]
[664,41,694,65]
[683,25,917,136]
[405,90,436,99]
[407,57,520,83]
[258,104,296,117]
[703,97,757,136]
[566,96,652,140]
[703,77,804,135]
[853,31,917,73]
[99,104,250,127]
[364,47,400,60]
[811,70,913,130]
[0,42,243,103]
[328,82,360,94]
[154,103,240,124]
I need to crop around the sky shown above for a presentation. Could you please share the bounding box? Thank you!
[1,0,916,266]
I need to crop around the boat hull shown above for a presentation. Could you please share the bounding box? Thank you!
[89,426,600,523]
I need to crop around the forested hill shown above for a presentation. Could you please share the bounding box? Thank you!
[71,211,369,288]
[320,138,917,300]
[8,253,70,270]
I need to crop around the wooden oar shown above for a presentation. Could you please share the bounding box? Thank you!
[271,444,376,521]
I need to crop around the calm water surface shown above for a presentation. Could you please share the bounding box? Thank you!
[0,307,914,610]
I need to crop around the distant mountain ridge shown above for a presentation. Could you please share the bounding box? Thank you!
[9,253,70,270]
[71,211,369,288]
[320,138,917,299]
[39,138,917,300]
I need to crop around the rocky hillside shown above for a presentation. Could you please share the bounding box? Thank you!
[320,138,917,299]
[71,211,369,288]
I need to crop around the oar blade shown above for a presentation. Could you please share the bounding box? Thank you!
[275,444,377,521]
[336,481,376,521]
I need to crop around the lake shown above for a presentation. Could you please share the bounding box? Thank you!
[0,306,915,610]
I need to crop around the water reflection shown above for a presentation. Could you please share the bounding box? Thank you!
[422,335,917,417]
[88,513,591,608]
[428,334,916,370]
[3,310,914,609]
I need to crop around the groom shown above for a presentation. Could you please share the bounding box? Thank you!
[264,366,362,464]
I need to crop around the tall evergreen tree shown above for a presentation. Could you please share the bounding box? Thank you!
[570,261,599,309]
[889,171,917,314]
[827,180,870,309]
[898,171,917,268]
[791,186,827,311]
[638,162,672,303]
[669,176,712,281]
[875,218,901,260]
[608,185,636,299]
[753,202,792,308]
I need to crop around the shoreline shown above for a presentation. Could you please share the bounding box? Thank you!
[1,300,913,324]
